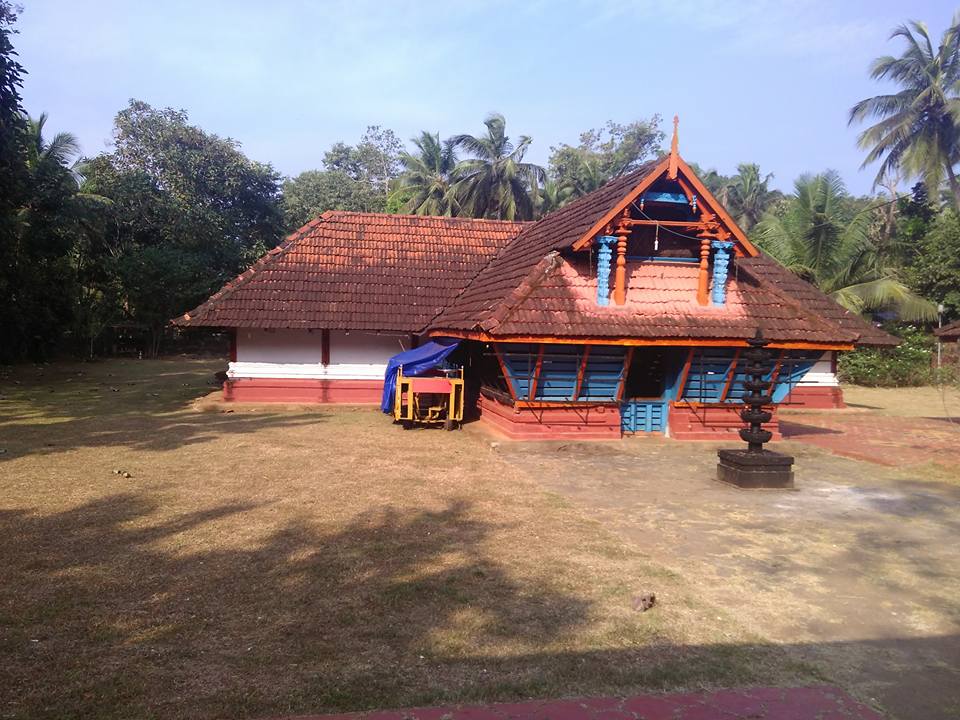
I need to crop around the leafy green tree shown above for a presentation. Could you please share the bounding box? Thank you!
[908,208,960,317]
[397,131,457,216]
[74,101,285,355]
[282,170,377,228]
[450,113,545,220]
[112,101,284,264]
[0,1,32,361]
[756,171,937,321]
[850,17,960,208]
[2,109,85,361]
[320,125,403,211]
[548,117,663,199]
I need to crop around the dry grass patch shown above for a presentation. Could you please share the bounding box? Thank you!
[0,360,811,720]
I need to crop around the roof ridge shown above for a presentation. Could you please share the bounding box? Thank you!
[173,217,321,325]
[320,209,532,225]
[478,252,564,333]
[736,256,859,342]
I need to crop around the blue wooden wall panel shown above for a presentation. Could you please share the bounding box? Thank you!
[498,343,626,401]
[621,400,667,433]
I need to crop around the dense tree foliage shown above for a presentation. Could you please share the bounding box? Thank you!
[908,209,960,317]
[755,172,937,321]
[548,118,663,199]
[281,126,403,227]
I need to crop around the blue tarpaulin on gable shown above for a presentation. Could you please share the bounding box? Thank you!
[380,338,461,413]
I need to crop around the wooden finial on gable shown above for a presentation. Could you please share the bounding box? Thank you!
[668,115,679,180]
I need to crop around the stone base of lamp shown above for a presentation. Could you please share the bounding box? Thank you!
[716,448,795,489]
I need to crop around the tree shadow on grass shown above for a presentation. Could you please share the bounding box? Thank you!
[3,494,960,720]
[0,495,599,720]
[0,359,338,460]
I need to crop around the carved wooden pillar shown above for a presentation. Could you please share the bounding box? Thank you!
[613,212,630,306]
[697,237,711,306]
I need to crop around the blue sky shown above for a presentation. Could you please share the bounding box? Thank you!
[13,0,958,195]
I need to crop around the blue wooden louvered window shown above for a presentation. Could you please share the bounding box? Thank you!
[680,348,821,404]
[497,343,627,402]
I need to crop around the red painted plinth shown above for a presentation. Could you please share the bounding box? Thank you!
[784,386,846,409]
[478,395,621,440]
[223,378,382,404]
[670,403,782,441]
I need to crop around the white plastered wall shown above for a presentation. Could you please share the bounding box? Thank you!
[795,351,839,387]
[228,329,410,380]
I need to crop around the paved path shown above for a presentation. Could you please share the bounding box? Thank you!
[495,437,960,720]
[779,413,959,468]
[275,686,882,720]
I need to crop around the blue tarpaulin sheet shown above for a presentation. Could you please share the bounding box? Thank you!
[380,338,460,413]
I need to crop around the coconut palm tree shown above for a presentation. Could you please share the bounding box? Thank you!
[533,178,573,218]
[756,171,937,321]
[722,163,777,232]
[849,17,960,209]
[450,113,545,220]
[24,112,81,177]
[397,131,458,216]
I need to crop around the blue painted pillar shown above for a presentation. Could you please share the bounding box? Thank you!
[711,240,735,305]
[596,236,617,306]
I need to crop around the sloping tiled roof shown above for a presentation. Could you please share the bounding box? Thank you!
[736,255,898,346]
[175,211,528,332]
[431,256,862,345]
[936,318,960,340]
[432,161,661,329]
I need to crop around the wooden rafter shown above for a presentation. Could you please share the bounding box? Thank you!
[572,345,591,400]
[675,348,695,398]
[528,345,545,400]
[492,344,517,400]
[719,348,742,401]
[768,350,787,386]
[616,347,635,402]
[571,158,670,251]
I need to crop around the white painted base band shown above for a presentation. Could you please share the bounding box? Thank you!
[227,361,387,381]
[797,354,839,387]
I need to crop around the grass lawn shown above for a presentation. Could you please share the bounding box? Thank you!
[0,359,813,720]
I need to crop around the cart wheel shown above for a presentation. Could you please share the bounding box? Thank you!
[402,420,413,430]
[444,417,455,432]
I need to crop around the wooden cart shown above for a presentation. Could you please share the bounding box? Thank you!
[393,367,464,430]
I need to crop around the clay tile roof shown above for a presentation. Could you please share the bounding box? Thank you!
[736,255,898,346]
[432,161,660,330]
[174,211,529,332]
[443,255,864,345]
[936,318,960,340]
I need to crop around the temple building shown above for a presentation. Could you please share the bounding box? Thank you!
[176,126,894,440]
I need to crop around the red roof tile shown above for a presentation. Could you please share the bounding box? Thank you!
[736,255,898,346]
[432,162,661,330]
[174,212,528,332]
[437,255,863,345]
[176,161,896,349]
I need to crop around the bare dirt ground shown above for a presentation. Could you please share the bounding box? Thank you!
[2,360,957,719]
[495,392,960,720]
[0,359,810,720]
